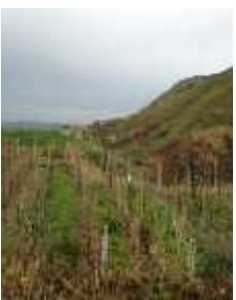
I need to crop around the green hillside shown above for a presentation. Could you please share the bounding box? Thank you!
[93,67,232,162]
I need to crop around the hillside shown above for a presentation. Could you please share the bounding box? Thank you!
[2,68,233,299]
[92,67,232,163]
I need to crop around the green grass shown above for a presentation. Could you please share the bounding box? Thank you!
[2,128,68,148]
[87,180,132,270]
[192,194,232,278]
[45,164,80,267]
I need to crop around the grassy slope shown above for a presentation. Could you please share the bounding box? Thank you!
[98,67,232,159]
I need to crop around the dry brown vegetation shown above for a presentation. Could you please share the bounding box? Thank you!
[1,128,232,299]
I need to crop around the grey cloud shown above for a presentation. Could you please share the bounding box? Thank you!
[2,8,232,123]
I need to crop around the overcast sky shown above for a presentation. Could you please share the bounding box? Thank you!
[2,8,232,124]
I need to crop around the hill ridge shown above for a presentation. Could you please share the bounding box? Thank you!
[92,66,232,163]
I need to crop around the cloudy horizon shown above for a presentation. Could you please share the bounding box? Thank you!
[2,8,233,124]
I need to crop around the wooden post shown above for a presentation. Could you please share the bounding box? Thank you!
[17,138,21,156]
[139,172,144,218]
[187,237,196,276]
[213,156,218,193]
[47,143,51,167]
[33,139,37,163]
[156,161,163,190]
[101,224,109,271]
